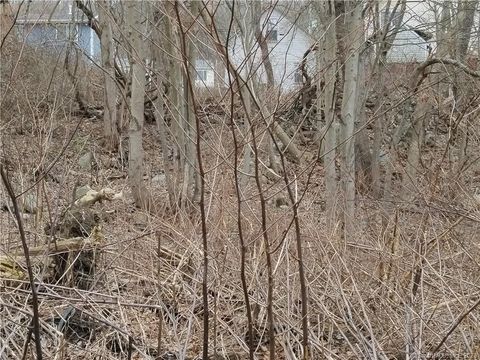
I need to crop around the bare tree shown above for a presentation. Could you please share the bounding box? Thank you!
[316,0,339,233]
[339,1,363,241]
[126,0,150,209]
[151,3,176,208]
[161,2,185,205]
[453,0,478,172]
[98,0,119,150]
[179,1,200,206]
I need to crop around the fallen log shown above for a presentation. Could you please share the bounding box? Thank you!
[0,226,103,282]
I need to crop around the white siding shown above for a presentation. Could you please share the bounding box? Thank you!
[227,8,430,90]
[387,29,429,63]
[229,9,314,92]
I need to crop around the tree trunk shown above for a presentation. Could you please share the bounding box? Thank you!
[316,0,339,233]
[370,88,384,198]
[98,0,119,150]
[339,1,362,242]
[354,45,372,194]
[435,1,452,97]
[454,0,477,61]
[152,6,176,208]
[126,0,150,209]
[402,95,430,198]
[234,3,256,187]
[453,0,478,175]
[179,2,200,206]
[163,3,184,177]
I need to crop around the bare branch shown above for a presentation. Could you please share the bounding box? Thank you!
[1,165,43,360]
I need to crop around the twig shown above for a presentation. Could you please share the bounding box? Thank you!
[1,165,43,360]
[174,2,210,358]
[127,335,133,360]
[409,57,480,95]
[21,326,33,360]
[431,297,480,356]
[0,0,25,49]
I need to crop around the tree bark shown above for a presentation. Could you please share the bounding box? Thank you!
[453,0,478,174]
[152,6,176,208]
[354,44,372,194]
[316,0,339,233]
[179,2,200,206]
[126,0,150,209]
[98,0,119,150]
[402,95,430,198]
[339,1,362,242]
[454,0,477,61]
[162,3,184,177]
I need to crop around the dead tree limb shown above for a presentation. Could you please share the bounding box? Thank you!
[412,57,480,91]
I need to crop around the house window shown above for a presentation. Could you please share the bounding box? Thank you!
[197,69,208,81]
[266,21,278,42]
[54,24,67,41]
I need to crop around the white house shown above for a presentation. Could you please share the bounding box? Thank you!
[379,6,432,63]
[373,0,433,62]
[221,7,431,92]
[12,0,100,60]
[227,8,314,92]
[386,27,431,62]
[194,59,216,88]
